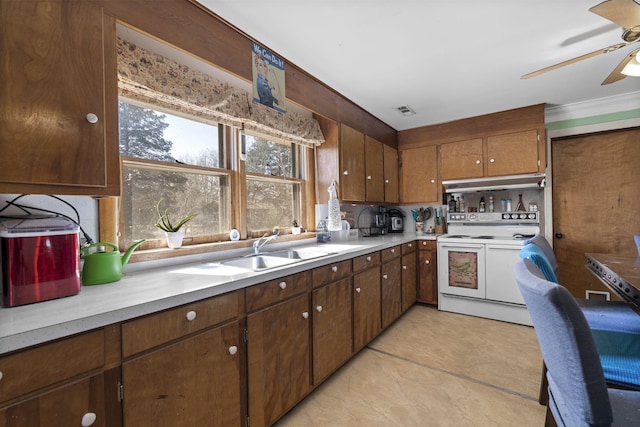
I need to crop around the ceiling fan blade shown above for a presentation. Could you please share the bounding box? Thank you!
[601,47,640,84]
[521,43,627,79]
[589,0,640,31]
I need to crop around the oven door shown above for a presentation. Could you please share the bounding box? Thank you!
[438,242,485,299]
[485,244,525,305]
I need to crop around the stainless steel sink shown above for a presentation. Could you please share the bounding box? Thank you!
[266,248,334,260]
[221,255,297,271]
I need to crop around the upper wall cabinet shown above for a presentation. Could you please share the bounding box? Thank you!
[440,130,542,181]
[383,144,399,204]
[340,124,366,202]
[400,145,439,204]
[364,135,384,203]
[0,0,120,196]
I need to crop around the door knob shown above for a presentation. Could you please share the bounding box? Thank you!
[555,233,563,239]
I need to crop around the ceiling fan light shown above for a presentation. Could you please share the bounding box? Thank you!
[621,55,640,77]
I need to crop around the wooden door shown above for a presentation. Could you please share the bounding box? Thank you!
[365,135,385,203]
[381,258,402,328]
[0,374,105,427]
[383,144,399,203]
[440,138,483,180]
[417,242,437,304]
[353,267,381,352]
[552,128,640,298]
[486,130,539,176]
[247,294,311,427]
[401,251,417,312]
[312,277,352,385]
[400,145,439,203]
[122,322,243,427]
[339,124,365,202]
[0,0,115,192]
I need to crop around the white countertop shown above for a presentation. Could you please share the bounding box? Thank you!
[0,233,437,355]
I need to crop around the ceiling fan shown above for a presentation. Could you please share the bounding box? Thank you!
[521,0,640,85]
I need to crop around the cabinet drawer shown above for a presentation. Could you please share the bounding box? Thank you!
[353,251,380,272]
[402,241,417,255]
[0,329,105,404]
[419,240,435,250]
[312,259,352,288]
[246,271,312,312]
[381,245,401,262]
[122,291,242,357]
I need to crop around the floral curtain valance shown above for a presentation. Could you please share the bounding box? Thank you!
[116,38,324,147]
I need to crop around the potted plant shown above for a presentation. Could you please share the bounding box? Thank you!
[292,220,302,235]
[155,199,197,249]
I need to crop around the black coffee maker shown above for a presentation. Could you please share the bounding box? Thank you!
[387,209,404,233]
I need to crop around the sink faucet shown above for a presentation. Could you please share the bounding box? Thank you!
[252,228,280,255]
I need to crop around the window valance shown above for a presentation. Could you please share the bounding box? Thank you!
[116,38,324,147]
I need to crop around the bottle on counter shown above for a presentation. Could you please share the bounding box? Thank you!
[460,196,465,212]
[448,194,456,212]
[479,196,486,212]
[488,196,494,213]
[506,198,512,212]
[455,196,460,212]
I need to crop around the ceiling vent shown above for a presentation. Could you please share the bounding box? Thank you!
[397,105,416,116]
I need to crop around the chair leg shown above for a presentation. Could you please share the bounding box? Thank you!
[539,362,549,405]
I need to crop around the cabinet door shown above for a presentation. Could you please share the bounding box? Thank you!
[247,294,311,427]
[486,130,539,176]
[383,144,399,203]
[440,138,484,180]
[401,251,417,312]
[364,135,384,203]
[486,245,525,304]
[0,374,105,427]
[417,242,437,304]
[122,322,243,427]
[312,277,352,385]
[353,267,381,352]
[0,0,117,194]
[400,146,439,204]
[339,124,365,202]
[381,258,402,329]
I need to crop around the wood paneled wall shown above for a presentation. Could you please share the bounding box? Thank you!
[93,0,397,147]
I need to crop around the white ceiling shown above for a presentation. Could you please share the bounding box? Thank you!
[196,0,640,131]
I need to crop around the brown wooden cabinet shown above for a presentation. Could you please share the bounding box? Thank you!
[365,135,385,203]
[383,145,400,203]
[440,130,541,181]
[0,330,107,427]
[339,124,366,202]
[400,145,439,204]
[401,242,417,312]
[381,246,402,329]
[120,292,244,427]
[417,240,438,304]
[353,253,381,352]
[0,0,119,196]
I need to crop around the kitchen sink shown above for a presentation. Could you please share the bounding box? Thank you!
[266,248,335,260]
[221,255,297,271]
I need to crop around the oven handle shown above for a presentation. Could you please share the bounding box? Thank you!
[438,243,484,249]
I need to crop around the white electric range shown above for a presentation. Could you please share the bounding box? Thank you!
[437,211,540,325]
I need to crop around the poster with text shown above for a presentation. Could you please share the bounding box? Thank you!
[252,42,286,113]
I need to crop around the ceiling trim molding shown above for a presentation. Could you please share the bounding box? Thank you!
[545,91,640,124]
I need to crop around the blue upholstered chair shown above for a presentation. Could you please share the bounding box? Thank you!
[514,259,640,427]
[635,234,640,255]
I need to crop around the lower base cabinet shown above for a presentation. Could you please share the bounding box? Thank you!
[353,266,381,352]
[401,244,417,311]
[247,293,311,427]
[122,321,243,426]
[381,256,402,329]
[418,240,438,304]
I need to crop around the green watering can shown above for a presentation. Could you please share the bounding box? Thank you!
[81,240,145,285]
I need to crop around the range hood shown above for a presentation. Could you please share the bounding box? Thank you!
[442,173,546,193]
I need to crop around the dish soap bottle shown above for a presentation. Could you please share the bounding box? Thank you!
[479,196,486,212]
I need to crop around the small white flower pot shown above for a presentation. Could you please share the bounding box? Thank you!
[292,226,302,235]
[165,230,185,249]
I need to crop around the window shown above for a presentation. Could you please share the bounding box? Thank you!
[244,134,302,234]
[118,100,230,249]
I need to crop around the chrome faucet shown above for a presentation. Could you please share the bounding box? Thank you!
[252,229,280,255]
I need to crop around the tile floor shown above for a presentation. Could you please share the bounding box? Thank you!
[275,304,547,427]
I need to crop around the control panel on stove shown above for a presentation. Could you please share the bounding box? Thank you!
[447,212,538,223]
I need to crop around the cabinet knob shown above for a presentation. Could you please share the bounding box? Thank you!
[403,265,407,270]
[228,345,238,356]
[385,179,389,184]
[316,305,323,312]
[367,175,372,180]
[408,243,413,247]
[490,158,495,163]
[343,170,349,175]
[332,265,338,272]
[366,256,371,262]
[475,159,481,164]
[425,260,430,265]
[279,281,287,289]
[81,413,97,427]
[185,310,197,321]
[85,113,99,124]
[302,311,309,319]
[0,371,3,381]
[355,287,361,293]
[422,241,427,246]
[383,274,388,279]
[391,248,395,253]
[430,179,435,184]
